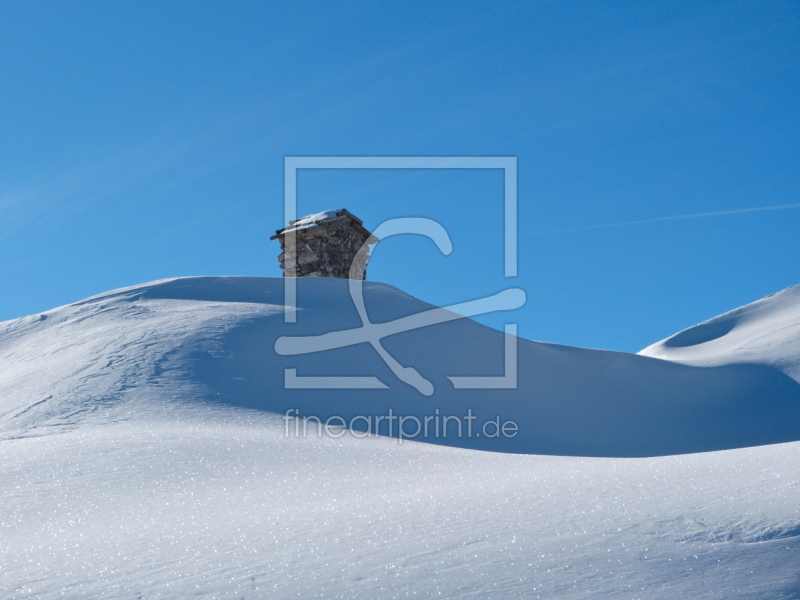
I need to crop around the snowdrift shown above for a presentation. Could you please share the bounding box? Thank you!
[2,277,800,599]
[641,284,800,381]
[2,276,799,457]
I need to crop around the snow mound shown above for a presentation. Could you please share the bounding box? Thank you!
[2,277,800,599]
[2,277,799,457]
[640,284,800,382]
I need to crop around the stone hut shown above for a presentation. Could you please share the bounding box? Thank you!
[270,209,378,279]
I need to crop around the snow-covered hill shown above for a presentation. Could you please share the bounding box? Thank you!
[3,277,800,457]
[640,284,800,382]
[1,277,799,599]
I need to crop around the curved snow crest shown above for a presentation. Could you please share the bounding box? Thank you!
[2,277,800,457]
[69,275,420,308]
[640,284,800,382]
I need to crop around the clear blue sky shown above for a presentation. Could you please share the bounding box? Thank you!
[1,1,798,352]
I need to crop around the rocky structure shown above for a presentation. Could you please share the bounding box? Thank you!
[270,209,378,279]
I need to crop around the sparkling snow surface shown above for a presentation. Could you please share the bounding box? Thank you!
[1,277,799,599]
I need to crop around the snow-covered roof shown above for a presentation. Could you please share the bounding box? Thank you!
[270,208,368,239]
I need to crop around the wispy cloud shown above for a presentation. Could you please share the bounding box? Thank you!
[534,203,800,235]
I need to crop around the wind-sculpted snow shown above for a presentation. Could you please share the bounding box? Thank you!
[1,417,799,599]
[2,277,799,456]
[641,284,800,382]
[1,277,800,599]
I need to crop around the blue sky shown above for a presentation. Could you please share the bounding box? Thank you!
[1,1,798,352]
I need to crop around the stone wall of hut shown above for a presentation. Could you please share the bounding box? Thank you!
[277,219,372,279]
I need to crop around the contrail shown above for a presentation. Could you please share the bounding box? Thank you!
[533,203,800,235]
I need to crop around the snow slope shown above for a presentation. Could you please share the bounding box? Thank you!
[640,284,800,383]
[3,277,799,457]
[1,277,799,599]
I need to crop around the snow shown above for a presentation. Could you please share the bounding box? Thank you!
[640,284,800,383]
[279,209,345,234]
[1,276,799,599]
